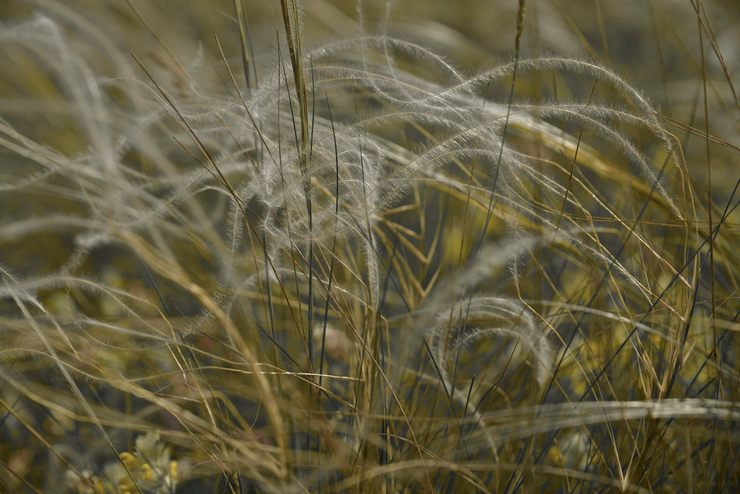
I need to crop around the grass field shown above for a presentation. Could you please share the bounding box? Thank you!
[0,0,738,492]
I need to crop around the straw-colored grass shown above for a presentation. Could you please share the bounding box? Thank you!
[1,1,737,492]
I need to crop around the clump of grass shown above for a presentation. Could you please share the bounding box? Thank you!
[1,0,737,492]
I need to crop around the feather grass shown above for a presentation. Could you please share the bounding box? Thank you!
[1,1,737,492]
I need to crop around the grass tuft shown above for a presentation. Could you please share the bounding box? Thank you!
[1,1,737,492]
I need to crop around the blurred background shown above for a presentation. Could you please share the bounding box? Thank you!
[2,0,737,199]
